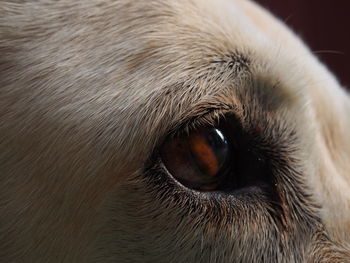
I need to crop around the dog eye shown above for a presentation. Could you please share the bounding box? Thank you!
[160,127,231,191]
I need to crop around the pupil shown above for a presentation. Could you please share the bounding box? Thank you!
[206,128,229,170]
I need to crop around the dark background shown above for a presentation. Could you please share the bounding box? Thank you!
[256,0,350,89]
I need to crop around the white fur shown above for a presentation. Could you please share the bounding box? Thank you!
[0,0,349,261]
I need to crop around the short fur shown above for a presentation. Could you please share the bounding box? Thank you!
[0,0,349,262]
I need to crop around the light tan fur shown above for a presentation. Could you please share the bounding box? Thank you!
[0,0,349,262]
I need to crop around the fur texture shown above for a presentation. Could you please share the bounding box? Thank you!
[0,0,349,262]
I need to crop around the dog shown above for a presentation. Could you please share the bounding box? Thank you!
[0,0,349,262]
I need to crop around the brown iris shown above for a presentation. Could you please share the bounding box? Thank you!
[160,127,230,191]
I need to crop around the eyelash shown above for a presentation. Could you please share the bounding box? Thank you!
[164,108,235,141]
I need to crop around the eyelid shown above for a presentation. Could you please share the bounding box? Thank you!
[164,108,236,142]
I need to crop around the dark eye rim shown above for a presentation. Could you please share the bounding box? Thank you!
[143,154,276,205]
[145,110,277,195]
[159,126,234,191]
[142,110,233,191]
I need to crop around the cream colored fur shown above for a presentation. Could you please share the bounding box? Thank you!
[0,0,349,262]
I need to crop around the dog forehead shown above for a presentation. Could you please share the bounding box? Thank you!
[0,0,311,165]
[111,0,308,153]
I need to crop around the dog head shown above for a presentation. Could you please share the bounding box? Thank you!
[0,0,349,262]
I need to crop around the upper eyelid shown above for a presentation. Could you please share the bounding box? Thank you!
[167,98,241,133]
[146,93,242,159]
[166,108,231,138]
